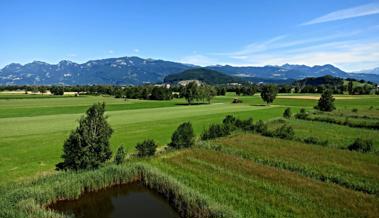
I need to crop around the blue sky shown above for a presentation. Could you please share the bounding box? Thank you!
[1,0,379,71]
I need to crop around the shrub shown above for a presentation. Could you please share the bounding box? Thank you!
[136,139,157,157]
[295,108,308,119]
[352,108,358,113]
[348,138,373,153]
[315,90,335,112]
[273,124,295,139]
[283,107,292,119]
[235,118,254,131]
[201,124,230,140]
[169,122,195,149]
[114,145,126,164]
[223,115,238,131]
[232,98,243,104]
[303,137,328,146]
[254,120,267,134]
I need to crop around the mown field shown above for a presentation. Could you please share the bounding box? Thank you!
[1,92,379,217]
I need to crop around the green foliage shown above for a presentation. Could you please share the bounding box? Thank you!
[114,145,126,165]
[164,68,244,85]
[232,98,243,104]
[315,90,335,112]
[272,124,295,139]
[295,108,308,119]
[347,81,353,95]
[201,123,231,140]
[182,81,198,104]
[136,139,157,157]
[303,136,328,146]
[240,85,257,96]
[260,85,278,104]
[283,107,292,119]
[297,113,379,130]
[56,103,113,171]
[180,82,216,104]
[235,117,255,131]
[348,138,373,153]
[254,120,268,134]
[223,115,238,131]
[50,86,64,95]
[169,122,195,149]
[150,86,172,100]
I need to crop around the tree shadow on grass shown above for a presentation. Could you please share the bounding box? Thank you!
[251,104,270,107]
[175,102,210,106]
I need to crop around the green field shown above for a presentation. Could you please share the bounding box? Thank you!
[1,92,379,217]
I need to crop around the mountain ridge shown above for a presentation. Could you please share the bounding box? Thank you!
[1,56,378,85]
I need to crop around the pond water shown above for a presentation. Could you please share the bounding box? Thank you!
[48,183,180,218]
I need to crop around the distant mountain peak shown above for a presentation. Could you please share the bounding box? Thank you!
[1,56,378,85]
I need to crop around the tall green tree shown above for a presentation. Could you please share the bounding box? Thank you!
[260,85,278,104]
[169,122,195,149]
[50,86,64,95]
[56,103,113,170]
[347,81,353,95]
[182,81,198,104]
[315,90,335,112]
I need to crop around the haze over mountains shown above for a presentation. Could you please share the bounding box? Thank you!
[1,56,379,85]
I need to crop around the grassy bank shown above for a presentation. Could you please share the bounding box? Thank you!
[0,162,236,218]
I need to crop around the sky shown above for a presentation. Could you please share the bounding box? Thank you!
[1,0,379,72]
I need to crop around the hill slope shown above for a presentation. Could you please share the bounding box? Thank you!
[163,68,245,84]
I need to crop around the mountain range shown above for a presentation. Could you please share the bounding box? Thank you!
[1,56,379,85]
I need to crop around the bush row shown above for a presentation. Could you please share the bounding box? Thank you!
[201,115,295,141]
[295,109,379,130]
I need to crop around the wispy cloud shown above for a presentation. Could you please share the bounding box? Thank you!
[182,25,379,71]
[302,3,379,26]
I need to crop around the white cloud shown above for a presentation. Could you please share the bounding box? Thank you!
[133,48,140,53]
[108,50,114,54]
[302,3,379,26]
[227,40,379,71]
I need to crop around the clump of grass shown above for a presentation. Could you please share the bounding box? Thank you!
[348,138,373,153]
[303,136,328,146]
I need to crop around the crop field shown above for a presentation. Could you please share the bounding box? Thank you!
[1,92,379,217]
[267,119,379,149]
[151,146,379,217]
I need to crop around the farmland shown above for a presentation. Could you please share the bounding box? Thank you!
[0,92,379,217]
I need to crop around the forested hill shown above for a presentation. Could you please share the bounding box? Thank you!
[163,68,246,85]
[294,75,344,86]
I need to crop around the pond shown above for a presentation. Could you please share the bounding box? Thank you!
[48,183,180,218]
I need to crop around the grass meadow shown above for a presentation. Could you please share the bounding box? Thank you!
[0,92,379,217]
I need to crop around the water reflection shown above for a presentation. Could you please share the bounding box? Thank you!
[49,183,180,218]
